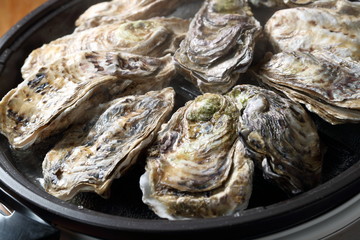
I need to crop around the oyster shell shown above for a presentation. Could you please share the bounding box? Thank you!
[21,17,189,79]
[249,0,337,8]
[42,88,175,200]
[227,85,322,195]
[0,51,175,149]
[254,50,360,125]
[74,0,188,32]
[265,2,360,61]
[174,0,262,94]
[140,93,254,219]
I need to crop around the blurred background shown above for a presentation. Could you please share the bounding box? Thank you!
[0,0,48,37]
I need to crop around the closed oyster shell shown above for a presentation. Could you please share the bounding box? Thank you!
[227,85,322,195]
[249,0,338,8]
[0,51,175,149]
[140,93,254,219]
[254,50,360,124]
[265,3,360,61]
[174,0,262,94]
[21,17,189,79]
[74,0,188,32]
[42,88,175,200]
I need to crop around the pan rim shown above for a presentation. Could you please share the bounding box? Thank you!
[1,0,360,238]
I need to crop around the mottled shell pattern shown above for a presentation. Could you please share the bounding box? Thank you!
[265,0,360,61]
[254,51,360,124]
[174,0,262,94]
[21,17,189,79]
[74,0,188,32]
[0,51,175,149]
[254,0,360,125]
[227,85,322,195]
[140,93,254,219]
[0,0,335,221]
[42,88,175,200]
[249,0,338,8]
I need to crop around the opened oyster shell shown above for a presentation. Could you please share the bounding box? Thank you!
[74,0,188,32]
[228,85,322,195]
[0,51,175,149]
[254,50,360,124]
[140,93,254,219]
[42,88,175,200]
[174,0,262,94]
[265,2,360,61]
[21,17,189,79]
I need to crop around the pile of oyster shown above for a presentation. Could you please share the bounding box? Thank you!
[0,0,359,220]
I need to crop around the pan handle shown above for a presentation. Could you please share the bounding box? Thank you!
[0,186,59,240]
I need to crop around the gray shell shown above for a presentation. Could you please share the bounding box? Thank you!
[140,93,254,219]
[228,84,322,195]
[249,0,338,8]
[42,88,175,200]
[174,0,262,94]
[265,2,360,61]
[74,0,189,32]
[21,17,189,79]
[0,51,175,149]
[255,50,360,125]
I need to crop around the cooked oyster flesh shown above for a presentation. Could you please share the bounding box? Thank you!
[140,93,254,219]
[21,17,189,79]
[254,50,360,124]
[42,88,175,200]
[265,5,360,61]
[227,84,322,195]
[174,0,262,94]
[75,0,190,32]
[0,51,175,149]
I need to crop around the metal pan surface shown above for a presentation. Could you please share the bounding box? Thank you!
[1,0,360,239]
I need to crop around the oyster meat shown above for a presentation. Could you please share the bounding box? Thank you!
[254,50,360,125]
[42,88,175,200]
[74,0,190,32]
[228,85,322,195]
[0,51,175,149]
[265,2,360,61]
[140,93,254,219]
[21,17,189,79]
[174,0,262,94]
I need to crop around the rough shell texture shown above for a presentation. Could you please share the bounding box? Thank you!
[42,88,175,200]
[0,51,175,149]
[227,84,322,195]
[21,17,189,79]
[249,0,338,8]
[265,2,360,61]
[74,0,187,32]
[174,0,262,94]
[140,93,254,219]
[254,50,360,125]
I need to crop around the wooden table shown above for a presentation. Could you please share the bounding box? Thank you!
[0,0,48,37]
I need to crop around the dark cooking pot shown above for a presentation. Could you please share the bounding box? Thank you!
[1,0,360,239]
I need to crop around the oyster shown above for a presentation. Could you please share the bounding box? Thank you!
[0,51,175,149]
[249,0,338,8]
[254,50,360,125]
[42,88,175,200]
[265,2,360,61]
[140,93,254,219]
[21,17,189,79]
[174,0,262,94]
[74,0,189,32]
[228,85,322,195]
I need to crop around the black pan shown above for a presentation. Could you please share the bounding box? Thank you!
[1,0,360,239]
